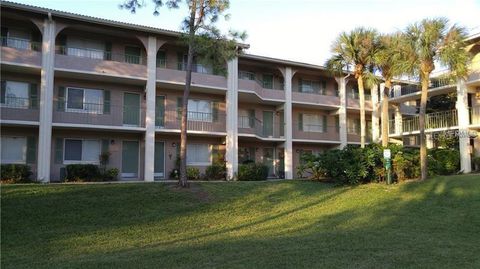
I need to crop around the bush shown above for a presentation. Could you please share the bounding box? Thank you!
[393,149,421,181]
[473,156,480,171]
[187,167,201,180]
[65,164,101,182]
[205,164,226,180]
[1,164,32,183]
[429,148,460,175]
[102,168,119,181]
[169,169,180,179]
[238,163,268,181]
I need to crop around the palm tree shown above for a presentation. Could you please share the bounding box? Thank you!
[374,32,408,147]
[326,27,379,148]
[403,18,470,180]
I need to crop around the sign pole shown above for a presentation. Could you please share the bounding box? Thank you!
[383,149,392,185]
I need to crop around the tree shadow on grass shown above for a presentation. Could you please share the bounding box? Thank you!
[2,175,480,269]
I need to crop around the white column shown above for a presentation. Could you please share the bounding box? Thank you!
[144,36,157,182]
[37,19,55,182]
[226,57,239,180]
[394,105,402,135]
[371,84,380,142]
[456,79,471,173]
[336,77,347,148]
[283,67,293,179]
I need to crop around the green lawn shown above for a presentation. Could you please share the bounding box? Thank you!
[2,175,480,269]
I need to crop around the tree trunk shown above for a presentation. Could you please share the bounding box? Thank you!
[358,75,366,148]
[179,3,197,188]
[419,75,429,181]
[381,79,391,147]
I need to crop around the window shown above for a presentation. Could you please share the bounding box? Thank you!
[238,147,255,164]
[299,149,313,165]
[125,46,142,64]
[239,71,255,81]
[180,55,213,74]
[238,109,254,128]
[347,118,360,134]
[1,136,26,164]
[3,28,31,50]
[187,144,211,165]
[67,38,104,59]
[188,99,212,122]
[262,74,273,89]
[64,139,101,164]
[66,87,103,114]
[303,114,325,133]
[156,50,166,68]
[1,81,29,108]
[299,79,325,94]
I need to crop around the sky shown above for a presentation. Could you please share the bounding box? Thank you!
[10,0,480,66]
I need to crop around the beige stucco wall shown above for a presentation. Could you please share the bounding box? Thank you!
[50,129,145,181]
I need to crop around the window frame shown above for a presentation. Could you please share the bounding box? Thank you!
[1,80,30,109]
[187,99,213,122]
[63,138,101,164]
[0,136,27,164]
[186,143,212,166]
[65,87,104,114]
[302,113,324,133]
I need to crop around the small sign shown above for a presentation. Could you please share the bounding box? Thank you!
[383,149,391,159]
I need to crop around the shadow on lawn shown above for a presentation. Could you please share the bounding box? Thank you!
[2,175,480,269]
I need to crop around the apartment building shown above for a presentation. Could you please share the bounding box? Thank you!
[387,33,480,172]
[1,2,477,182]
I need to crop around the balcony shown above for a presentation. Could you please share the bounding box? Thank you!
[0,97,39,123]
[238,115,283,139]
[402,109,458,133]
[53,101,145,128]
[292,88,340,107]
[238,78,285,100]
[156,61,228,89]
[55,46,147,79]
[156,110,226,133]
[292,125,340,142]
[390,77,456,100]
[0,37,42,67]
[346,91,373,110]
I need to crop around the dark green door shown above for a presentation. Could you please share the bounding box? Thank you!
[123,93,140,126]
[263,148,275,177]
[154,141,165,179]
[263,111,274,137]
[122,140,139,178]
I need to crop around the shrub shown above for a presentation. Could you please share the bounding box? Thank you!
[169,169,180,179]
[205,164,226,180]
[473,156,480,171]
[1,164,32,183]
[65,164,101,182]
[238,163,268,181]
[187,167,201,180]
[429,148,460,175]
[102,168,119,181]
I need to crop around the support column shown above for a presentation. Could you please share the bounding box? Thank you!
[37,19,55,182]
[226,57,239,180]
[394,105,402,136]
[371,84,380,143]
[456,79,471,173]
[283,67,293,179]
[336,77,347,148]
[144,36,157,182]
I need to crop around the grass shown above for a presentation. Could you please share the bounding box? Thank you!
[1,174,480,269]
